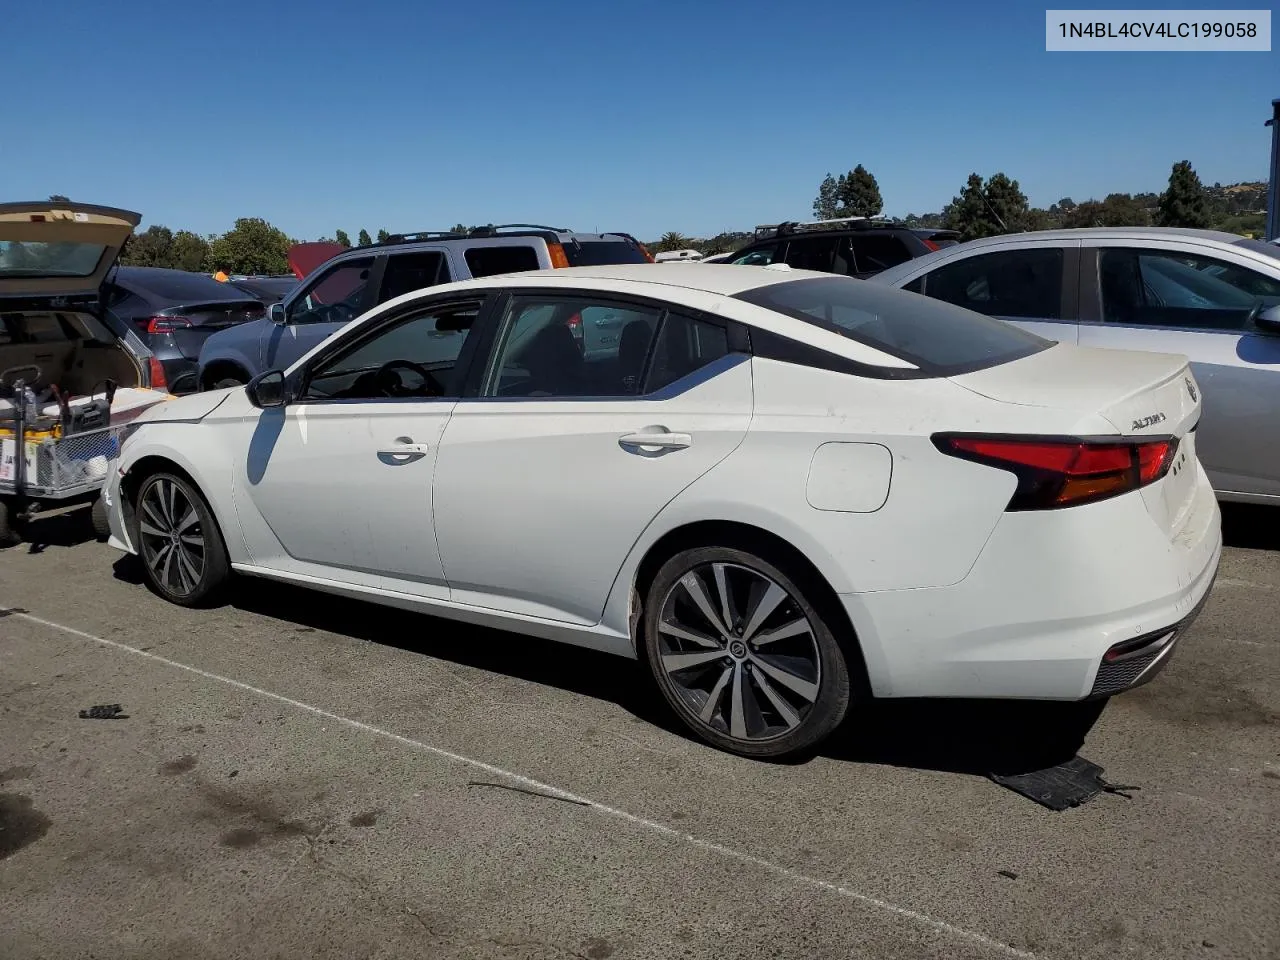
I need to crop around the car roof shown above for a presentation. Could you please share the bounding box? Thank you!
[465,262,807,296]
[951,226,1247,248]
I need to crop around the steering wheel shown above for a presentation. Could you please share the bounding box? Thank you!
[313,303,352,325]
[376,359,444,397]
[1,364,42,389]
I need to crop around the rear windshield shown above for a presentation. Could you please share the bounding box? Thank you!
[0,241,106,277]
[735,275,1052,376]
[563,240,650,267]
[123,270,250,302]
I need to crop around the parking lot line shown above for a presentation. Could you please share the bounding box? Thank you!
[2,604,1037,959]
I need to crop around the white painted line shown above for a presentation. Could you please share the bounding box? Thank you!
[6,606,1037,959]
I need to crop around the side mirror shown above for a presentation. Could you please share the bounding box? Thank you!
[1254,304,1280,334]
[245,370,288,409]
[269,302,286,325]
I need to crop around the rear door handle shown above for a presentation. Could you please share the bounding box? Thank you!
[618,431,692,450]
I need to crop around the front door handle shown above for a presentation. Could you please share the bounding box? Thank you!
[618,430,692,450]
[377,437,429,461]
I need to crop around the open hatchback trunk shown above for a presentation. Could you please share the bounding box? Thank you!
[0,200,163,402]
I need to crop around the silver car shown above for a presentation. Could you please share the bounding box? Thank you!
[871,228,1280,503]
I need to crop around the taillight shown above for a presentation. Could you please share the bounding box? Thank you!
[146,315,192,334]
[933,435,1177,510]
[147,357,168,391]
[636,242,655,263]
[547,242,571,269]
[921,238,940,252]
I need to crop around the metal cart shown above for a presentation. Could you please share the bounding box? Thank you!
[0,378,128,544]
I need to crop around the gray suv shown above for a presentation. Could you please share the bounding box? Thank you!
[196,225,652,389]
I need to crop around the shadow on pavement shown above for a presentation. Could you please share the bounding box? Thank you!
[1220,502,1280,551]
[0,508,98,554]
[108,559,1108,778]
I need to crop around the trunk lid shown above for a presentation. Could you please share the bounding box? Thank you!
[952,343,1203,536]
[151,300,266,361]
[0,201,140,299]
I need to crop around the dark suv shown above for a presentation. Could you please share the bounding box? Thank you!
[725,218,936,278]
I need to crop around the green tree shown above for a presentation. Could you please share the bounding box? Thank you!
[813,173,839,220]
[376,229,390,242]
[451,223,470,234]
[357,229,372,246]
[48,194,70,203]
[207,218,293,275]
[836,164,883,219]
[944,172,1030,240]
[120,225,174,267]
[1064,193,1150,228]
[657,232,688,252]
[170,230,211,272]
[335,229,351,248]
[1158,160,1211,228]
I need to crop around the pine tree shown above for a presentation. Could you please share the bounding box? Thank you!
[376,229,390,243]
[813,174,839,220]
[1157,161,1211,229]
[357,229,372,246]
[335,229,351,247]
[837,165,883,219]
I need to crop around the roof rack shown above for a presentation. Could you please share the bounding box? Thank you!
[376,224,573,246]
[753,216,897,239]
[468,223,570,236]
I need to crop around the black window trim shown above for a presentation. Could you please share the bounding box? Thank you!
[288,291,497,405]
[459,287,749,402]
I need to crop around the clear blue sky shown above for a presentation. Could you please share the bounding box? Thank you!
[5,0,1276,241]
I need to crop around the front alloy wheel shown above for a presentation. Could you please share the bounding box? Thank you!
[134,472,229,606]
[645,547,851,758]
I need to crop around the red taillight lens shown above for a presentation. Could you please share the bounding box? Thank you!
[147,357,168,391]
[934,435,1176,510]
[146,315,192,334]
[921,238,940,251]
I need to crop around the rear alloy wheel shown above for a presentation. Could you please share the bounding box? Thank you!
[133,472,229,606]
[644,546,851,759]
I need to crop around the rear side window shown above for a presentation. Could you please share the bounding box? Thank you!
[736,276,1051,376]
[646,313,730,392]
[464,245,540,278]
[563,240,649,266]
[783,237,838,273]
[844,234,915,275]
[380,251,451,302]
[921,249,1064,320]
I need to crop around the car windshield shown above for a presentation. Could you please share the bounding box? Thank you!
[736,275,1052,376]
[0,240,106,277]
[563,240,650,266]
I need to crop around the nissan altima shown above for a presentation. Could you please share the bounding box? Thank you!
[102,264,1221,758]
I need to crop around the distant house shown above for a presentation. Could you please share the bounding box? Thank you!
[653,249,704,263]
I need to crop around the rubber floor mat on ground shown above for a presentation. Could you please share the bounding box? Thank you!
[989,755,1139,810]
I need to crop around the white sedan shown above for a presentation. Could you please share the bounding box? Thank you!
[103,264,1222,758]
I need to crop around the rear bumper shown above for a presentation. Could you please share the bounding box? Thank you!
[843,465,1222,701]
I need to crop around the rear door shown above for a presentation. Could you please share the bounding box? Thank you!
[1077,241,1280,498]
[432,290,752,624]
[903,243,1080,342]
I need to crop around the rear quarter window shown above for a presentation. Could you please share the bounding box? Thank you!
[736,275,1051,377]
[563,241,649,266]
[464,245,541,278]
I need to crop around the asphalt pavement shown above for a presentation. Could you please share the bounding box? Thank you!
[1,504,1277,960]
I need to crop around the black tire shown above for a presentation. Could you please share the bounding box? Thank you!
[0,501,18,546]
[643,545,852,759]
[88,496,111,541]
[130,471,230,607]
[212,376,246,390]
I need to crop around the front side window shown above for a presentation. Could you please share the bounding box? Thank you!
[301,300,480,401]
[286,258,376,326]
[732,244,778,266]
[921,248,1064,320]
[736,275,1050,376]
[1099,248,1280,330]
[464,245,541,278]
[380,251,451,302]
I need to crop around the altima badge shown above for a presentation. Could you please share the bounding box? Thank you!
[1185,377,1198,403]
[1131,412,1167,430]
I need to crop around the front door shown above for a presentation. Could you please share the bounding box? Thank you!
[263,255,380,373]
[1078,244,1280,498]
[232,297,486,593]
[433,292,753,624]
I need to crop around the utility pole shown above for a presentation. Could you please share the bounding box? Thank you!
[1267,98,1280,241]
